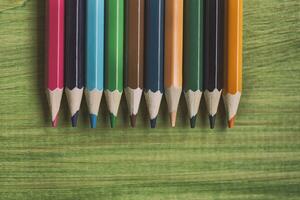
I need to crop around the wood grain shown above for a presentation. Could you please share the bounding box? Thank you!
[0,0,300,199]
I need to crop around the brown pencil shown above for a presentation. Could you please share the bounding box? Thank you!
[124,0,145,127]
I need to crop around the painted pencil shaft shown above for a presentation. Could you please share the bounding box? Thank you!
[124,0,145,127]
[46,0,65,127]
[104,0,124,128]
[203,0,225,128]
[144,0,164,128]
[85,0,105,128]
[223,0,243,128]
[183,0,204,128]
[164,0,184,127]
[65,0,85,127]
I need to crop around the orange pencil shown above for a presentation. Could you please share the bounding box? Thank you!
[164,0,184,127]
[223,0,243,128]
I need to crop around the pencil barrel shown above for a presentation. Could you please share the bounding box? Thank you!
[183,0,204,92]
[224,0,243,94]
[65,0,85,89]
[203,0,225,91]
[144,0,164,93]
[46,0,65,90]
[164,0,184,88]
[125,0,145,90]
[86,0,105,91]
[105,0,124,92]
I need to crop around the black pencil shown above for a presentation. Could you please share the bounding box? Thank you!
[203,0,225,129]
[65,0,85,127]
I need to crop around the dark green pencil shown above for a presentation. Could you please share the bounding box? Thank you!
[183,0,204,128]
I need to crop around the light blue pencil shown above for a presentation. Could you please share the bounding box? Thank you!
[85,0,105,128]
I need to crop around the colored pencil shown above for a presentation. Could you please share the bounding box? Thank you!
[65,0,85,127]
[223,0,243,128]
[124,0,145,128]
[183,0,204,128]
[46,0,65,127]
[105,0,124,128]
[144,0,164,128]
[164,0,184,127]
[85,0,105,128]
[203,0,225,129]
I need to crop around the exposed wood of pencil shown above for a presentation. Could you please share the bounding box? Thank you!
[223,0,243,128]
[144,90,163,121]
[204,90,221,116]
[65,88,83,127]
[46,89,63,127]
[184,90,202,126]
[104,90,122,128]
[85,90,103,116]
[164,0,184,127]
[85,89,103,128]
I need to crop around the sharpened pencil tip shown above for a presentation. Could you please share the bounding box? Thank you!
[190,116,196,128]
[170,112,177,128]
[150,117,157,128]
[89,114,97,128]
[228,116,236,128]
[130,114,137,128]
[52,115,59,128]
[110,113,116,128]
[71,111,79,127]
[209,115,216,129]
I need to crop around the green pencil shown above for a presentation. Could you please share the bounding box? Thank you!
[183,0,204,128]
[104,0,124,128]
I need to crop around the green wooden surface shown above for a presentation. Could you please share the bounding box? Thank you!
[0,0,300,199]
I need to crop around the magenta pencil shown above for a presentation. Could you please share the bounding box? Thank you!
[46,0,65,127]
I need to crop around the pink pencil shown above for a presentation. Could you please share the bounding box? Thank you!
[46,0,65,127]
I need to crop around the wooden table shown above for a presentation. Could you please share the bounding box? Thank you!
[0,0,299,199]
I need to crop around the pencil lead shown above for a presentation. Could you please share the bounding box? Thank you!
[150,117,157,129]
[209,115,216,129]
[89,114,97,129]
[71,111,79,127]
[130,114,137,128]
[52,115,59,128]
[228,116,236,128]
[190,116,197,128]
[110,113,116,128]
[170,112,177,128]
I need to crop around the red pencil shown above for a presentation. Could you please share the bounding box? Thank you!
[46,0,65,127]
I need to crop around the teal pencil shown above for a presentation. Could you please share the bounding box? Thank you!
[85,0,105,128]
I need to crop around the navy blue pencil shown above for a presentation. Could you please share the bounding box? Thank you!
[65,0,85,127]
[144,0,164,128]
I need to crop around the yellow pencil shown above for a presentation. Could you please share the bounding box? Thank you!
[164,0,184,127]
[223,0,243,128]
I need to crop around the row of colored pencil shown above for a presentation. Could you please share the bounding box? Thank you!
[46,0,243,129]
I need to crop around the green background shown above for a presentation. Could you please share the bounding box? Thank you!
[0,0,300,199]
